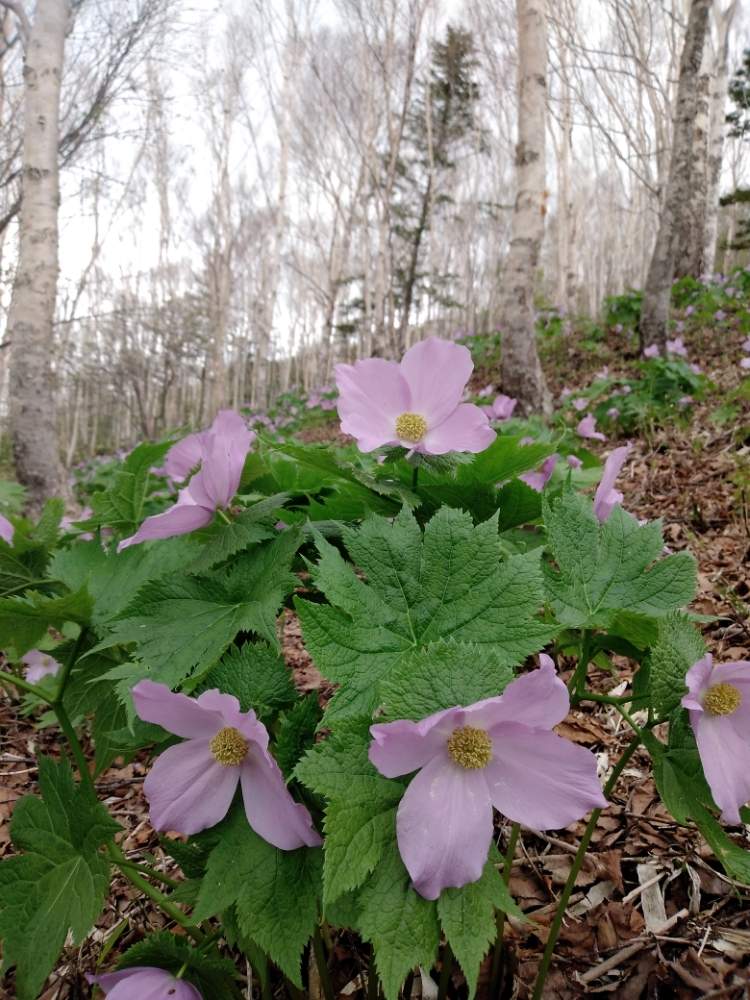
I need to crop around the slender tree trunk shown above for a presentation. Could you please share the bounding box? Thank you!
[639,0,711,351]
[6,0,70,513]
[703,0,738,276]
[674,58,710,279]
[499,0,551,416]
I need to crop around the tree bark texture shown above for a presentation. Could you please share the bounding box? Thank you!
[7,0,70,513]
[499,0,551,416]
[639,0,711,351]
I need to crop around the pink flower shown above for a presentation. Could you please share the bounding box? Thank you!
[678,395,693,408]
[118,411,253,551]
[164,430,209,482]
[87,968,202,999]
[520,454,558,492]
[741,358,750,371]
[593,444,631,522]
[22,650,61,684]
[595,366,609,379]
[132,680,322,847]
[491,394,517,420]
[478,384,495,398]
[643,345,659,358]
[335,338,495,455]
[690,363,702,375]
[606,407,620,420]
[0,513,13,546]
[320,398,336,411]
[742,338,750,353]
[685,306,695,317]
[714,310,727,322]
[369,658,606,899]
[567,455,583,470]
[572,398,588,411]
[666,337,687,357]
[577,414,606,442]
[613,323,623,333]
[560,388,573,399]
[681,654,750,824]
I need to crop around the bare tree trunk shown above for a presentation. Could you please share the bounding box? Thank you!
[5,0,69,513]
[639,0,711,351]
[499,0,551,416]
[703,0,738,276]
[674,55,710,279]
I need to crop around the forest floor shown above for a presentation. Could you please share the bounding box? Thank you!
[2,321,750,999]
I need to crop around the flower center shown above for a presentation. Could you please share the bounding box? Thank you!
[209,726,248,766]
[703,683,742,717]
[447,726,493,769]
[395,412,428,443]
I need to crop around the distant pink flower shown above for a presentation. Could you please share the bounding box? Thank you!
[613,323,623,333]
[520,455,558,492]
[606,407,620,420]
[682,654,750,825]
[478,384,495,398]
[643,344,659,358]
[666,337,687,357]
[678,395,693,408]
[22,650,61,684]
[320,398,336,411]
[595,366,609,379]
[567,455,583,470]
[491,394,517,420]
[335,338,495,455]
[685,306,695,317]
[132,680,322,847]
[620,384,632,395]
[593,444,631,522]
[0,514,13,546]
[519,436,536,446]
[572,398,588,412]
[741,358,750,371]
[560,388,573,399]
[714,310,727,322]
[577,415,606,442]
[690,363,702,375]
[306,392,322,409]
[369,658,606,899]
[87,968,202,999]
[742,338,750,353]
[118,411,253,551]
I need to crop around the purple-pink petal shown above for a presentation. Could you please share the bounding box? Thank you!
[520,454,558,492]
[593,444,631,522]
[240,745,322,850]
[643,344,659,358]
[198,410,253,508]
[484,725,606,829]
[22,650,61,685]
[399,337,473,427]
[335,358,409,451]
[691,712,750,825]
[87,967,203,1000]
[420,403,496,455]
[117,495,213,551]
[164,431,208,482]
[0,513,13,546]
[395,752,493,899]
[491,394,517,420]
[143,738,240,835]
[369,708,461,778]
[132,680,228,739]
[577,414,606,442]
[471,657,570,731]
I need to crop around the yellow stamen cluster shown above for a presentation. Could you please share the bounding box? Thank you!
[209,726,248,766]
[447,726,493,769]
[703,682,742,717]
[395,412,428,443]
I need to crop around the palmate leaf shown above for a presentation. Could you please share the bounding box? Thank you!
[296,507,555,721]
[542,489,696,629]
[649,613,706,718]
[0,585,92,655]
[85,440,172,535]
[192,807,322,987]
[0,758,119,1000]
[92,529,301,689]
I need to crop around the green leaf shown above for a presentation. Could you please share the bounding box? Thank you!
[86,440,172,535]
[649,613,706,717]
[32,498,65,548]
[0,758,119,1000]
[356,844,440,1000]
[94,530,301,688]
[186,494,288,572]
[438,850,524,998]
[298,508,554,721]
[380,639,513,722]
[274,695,321,777]
[197,642,297,719]
[322,797,398,907]
[116,932,239,1000]
[192,807,322,986]
[543,491,696,629]
[295,718,401,802]
[0,586,92,654]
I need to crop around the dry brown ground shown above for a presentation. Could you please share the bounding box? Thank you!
[2,322,750,999]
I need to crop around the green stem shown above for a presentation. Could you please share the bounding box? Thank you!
[489,822,520,994]
[530,734,641,1000]
[312,925,335,1000]
[615,704,647,741]
[411,464,419,491]
[116,859,181,890]
[0,669,52,701]
[53,626,88,705]
[568,629,592,696]
[437,942,453,1000]
[108,843,204,943]
[580,691,633,706]
[0,578,58,598]
[55,700,95,793]
[217,508,233,525]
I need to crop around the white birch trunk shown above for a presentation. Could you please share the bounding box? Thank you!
[6,0,69,512]
[499,0,551,415]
